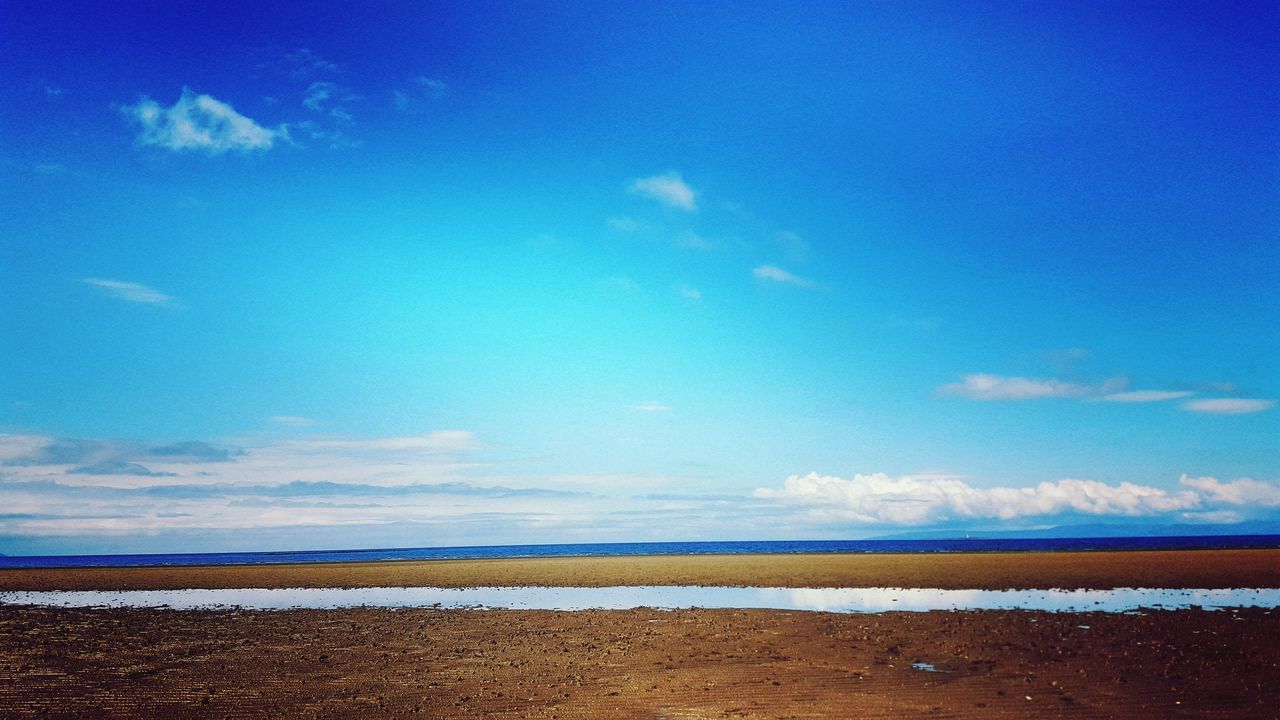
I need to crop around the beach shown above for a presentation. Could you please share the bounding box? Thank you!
[2,549,1278,718]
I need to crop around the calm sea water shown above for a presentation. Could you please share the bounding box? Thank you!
[2,535,1277,569]
[4,586,1279,612]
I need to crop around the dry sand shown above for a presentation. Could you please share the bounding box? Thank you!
[2,549,1278,718]
[2,548,1278,591]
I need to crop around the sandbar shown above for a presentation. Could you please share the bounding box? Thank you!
[2,548,1277,591]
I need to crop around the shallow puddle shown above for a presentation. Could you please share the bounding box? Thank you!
[2,586,1278,612]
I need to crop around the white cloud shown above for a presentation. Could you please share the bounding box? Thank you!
[303,81,357,117]
[81,278,179,307]
[752,264,812,287]
[125,88,286,154]
[606,216,644,232]
[1180,475,1280,507]
[282,431,478,454]
[629,172,697,211]
[778,230,812,262]
[937,374,1105,400]
[0,434,54,462]
[1182,398,1275,415]
[414,76,447,97]
[676,285,703,301]
[633,402,671,413]
[1099,390,1195,403]
[754,472,1201,526]
[393,76,448,109]
[303,82,335,111]
[280,48,341,80]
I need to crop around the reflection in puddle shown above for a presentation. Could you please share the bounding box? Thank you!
[911,662,947,672]
[2,586,1278,612]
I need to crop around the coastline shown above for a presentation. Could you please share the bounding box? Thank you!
[4,549,1278,718]
[2,548,1277,591]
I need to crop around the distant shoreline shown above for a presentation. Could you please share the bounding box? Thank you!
[4,533,1278,569]
[3,548,1277,592]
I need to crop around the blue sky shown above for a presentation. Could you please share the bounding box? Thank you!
[1,0,1277,554]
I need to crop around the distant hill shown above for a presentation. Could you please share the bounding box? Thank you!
[871,521,1280,541]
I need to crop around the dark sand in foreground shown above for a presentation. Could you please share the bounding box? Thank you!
[2,605,1277,719]
[3,548,1278,591]
[2,549,1278,718]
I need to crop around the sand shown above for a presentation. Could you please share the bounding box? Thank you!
[2,549,1278,718]
[2,605,1277,719]
[2,548,1278,591]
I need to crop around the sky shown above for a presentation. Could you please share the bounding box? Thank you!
[1,0,1277,555]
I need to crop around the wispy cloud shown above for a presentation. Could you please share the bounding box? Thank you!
[1099,390,1195,403]
[81,278,179,307]
[394,76,448,109]
[752,264,812,287]
[937,374,1120,401]
[676,285,703,302]
[1182,398,1275,415]
[606,216,645,233]
[279,48,341,80]
[632,402,671,413]
[777,230,812,262]
[270,415,316,427]
[629,171,697,211]
[124,88,286,154]
[755,472,1202,526]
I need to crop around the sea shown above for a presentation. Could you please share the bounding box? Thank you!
[2,534,1277,569]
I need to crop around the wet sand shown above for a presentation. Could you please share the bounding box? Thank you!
[2,548,1278,591]
[2,604,1277,719]
[2,550,1277,718]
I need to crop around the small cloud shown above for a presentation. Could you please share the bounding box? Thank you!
[1182,398,1275,415]
[287,430,478,453]
[1180,510,1244,524]
[676,230,711,251]
[124,88,286,155]
[67,461,176,477]
[81,278,179,307]
[633,402,670,413]
[148,441,239,462]
[270,415,316,427]
[752,264,812,287]
[414,76,448,98]
[292,120,362,150]
[676,285,702,302]
[937,373,1097,401]
[303,81,356,113]
[1099,390,1195,403]
[280,48,341,80]
[778,230,811,262]
[394,76,448,110]
[629,171,697,211]
[42,81,65,97]
[606,216,644,233]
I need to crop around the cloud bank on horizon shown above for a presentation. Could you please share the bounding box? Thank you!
[3,429,1278,554]
[1,2,1276,553]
